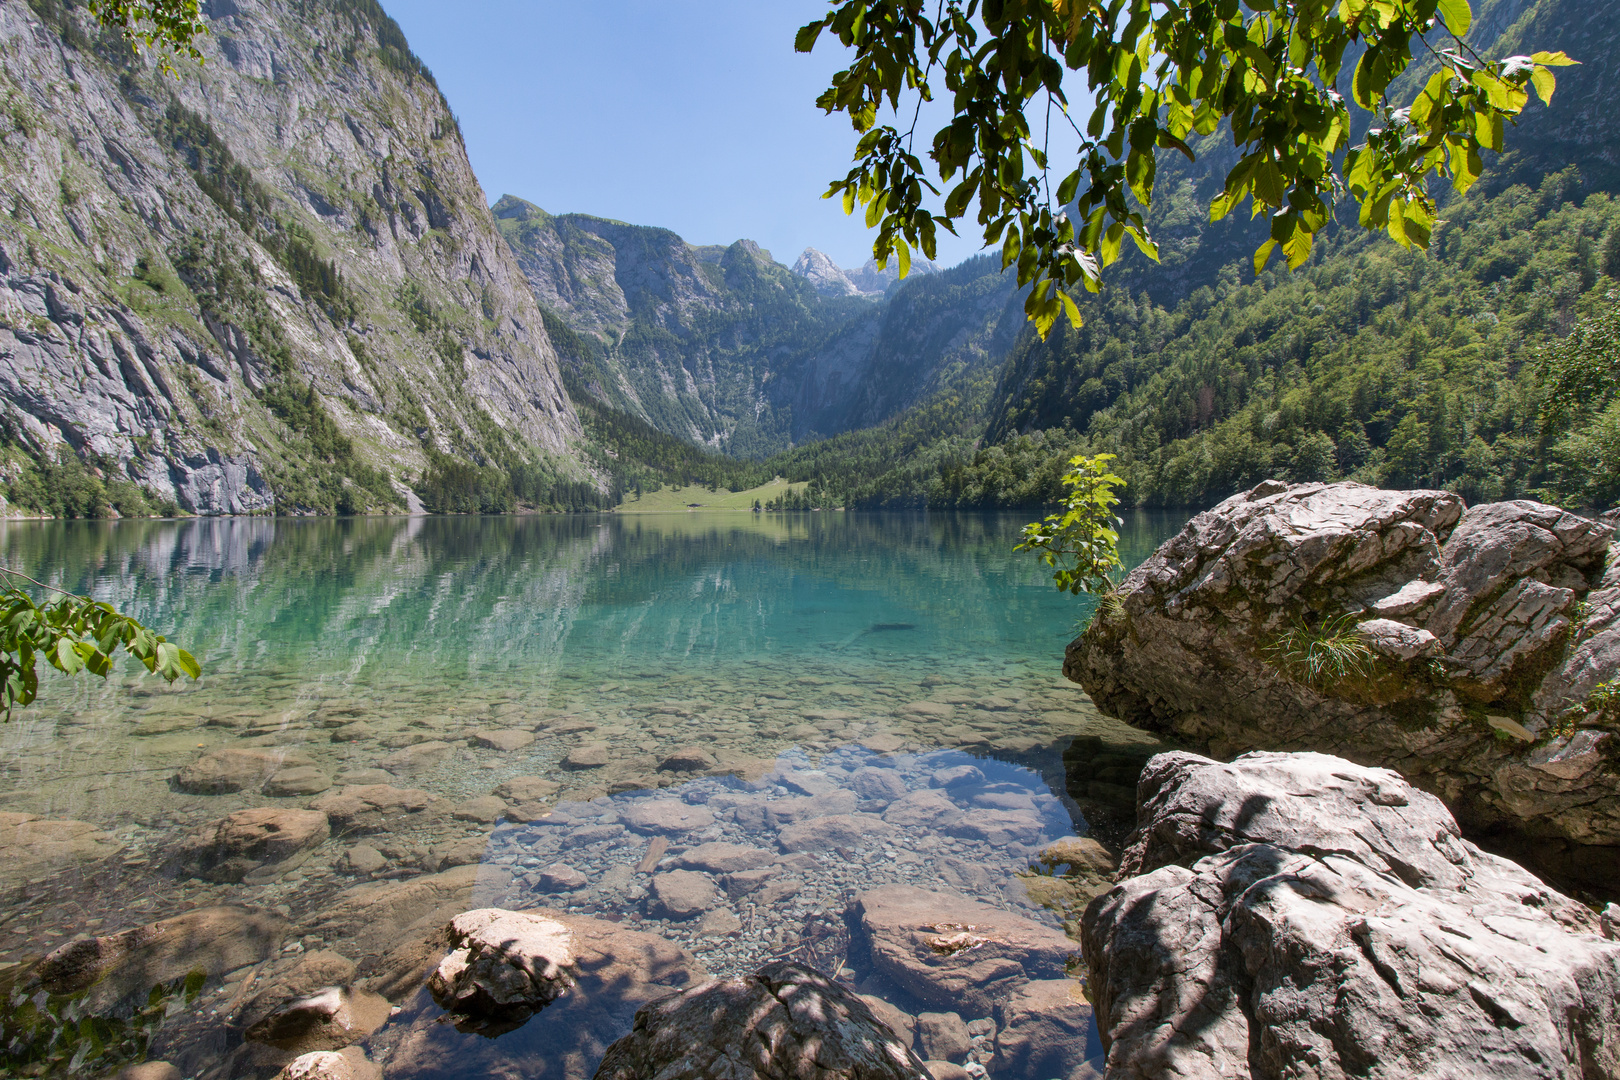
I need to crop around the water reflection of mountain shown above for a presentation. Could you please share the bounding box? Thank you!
[0,510,1188,688]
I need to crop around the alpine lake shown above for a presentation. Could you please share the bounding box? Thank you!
[0,509,1189,1079]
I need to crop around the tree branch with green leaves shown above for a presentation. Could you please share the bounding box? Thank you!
[87,0,207,72]
[1014,452,1126,594]
[797,0,1574,337]
[0,567,199,720]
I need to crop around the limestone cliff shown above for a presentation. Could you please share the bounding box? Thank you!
[0,0,579,515]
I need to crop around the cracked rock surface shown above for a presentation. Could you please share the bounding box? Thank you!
[1083,751,1620,1080]
[1067,480,1620,890]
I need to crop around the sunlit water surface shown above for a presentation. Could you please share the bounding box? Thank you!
[0,510,1187,1078]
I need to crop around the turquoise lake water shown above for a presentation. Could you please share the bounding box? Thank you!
[0,509,1188,1079]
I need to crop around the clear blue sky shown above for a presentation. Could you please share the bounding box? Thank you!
[379,1,994,270]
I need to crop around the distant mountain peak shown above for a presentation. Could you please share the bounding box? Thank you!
[792,247,859,296]
[792,247,937,297]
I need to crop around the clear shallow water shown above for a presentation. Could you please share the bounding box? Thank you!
[0,510,1186,1078]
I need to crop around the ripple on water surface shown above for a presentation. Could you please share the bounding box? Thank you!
[0,511,1185,1079]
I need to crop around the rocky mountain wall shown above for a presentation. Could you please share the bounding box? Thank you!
[495,196,1021,457]
[0,0,579,514]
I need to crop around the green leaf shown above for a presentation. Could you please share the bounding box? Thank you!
[795,20,825,53]
[1253,238,1278,273]
[1435,0,1470,37]
[1060,290,1083,330]
[1530,66,1556,105]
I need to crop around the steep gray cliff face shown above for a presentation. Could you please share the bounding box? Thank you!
[495,196,1018,457]
[0,0,579,514]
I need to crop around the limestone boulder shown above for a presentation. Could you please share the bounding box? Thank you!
[167,807,329,883]
[849,885,1078,1017]
[1082,751,1620,1080]
[1066,481,1620,890]
[594,962,930,1080]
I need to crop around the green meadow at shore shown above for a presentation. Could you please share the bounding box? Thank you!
[614,479,808,513]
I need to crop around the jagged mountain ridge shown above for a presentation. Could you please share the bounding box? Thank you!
[495,195,1018,457]
[0,0,579,515]
[791,247,937,297]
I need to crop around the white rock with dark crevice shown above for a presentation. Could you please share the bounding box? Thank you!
[593,961,930,1080]
[426,908,578,1035]
[1082,751,1620,1080]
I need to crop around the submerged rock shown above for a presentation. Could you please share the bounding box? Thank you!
[650,869,722,919]
[594,961,930,1080]
[470,728,536,752]
[270,1048,383,1080]
[244,985,391,1051]
[34,905,289,1012]
[310,784,442,835]
[1067,481,1620,889]
[172,747,314,794]
[1083,751,1620,1080]
[263,766,335,797]
[850,885,1078,1017]
[168,807,329,883]
[0,811,123,899]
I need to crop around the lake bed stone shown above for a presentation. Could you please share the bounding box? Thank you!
[263,766,334,797]
[453,796,507,823]
[378,741,453,772]
[675,842,773,874]
[470,729,536,752]
[651,869,721,918]
[851,885,1079,1017]
[310,785,440,835]
[173,747,313,794]
[169,807,329,883]
[36,905,290,1012]
[620,801,716,835]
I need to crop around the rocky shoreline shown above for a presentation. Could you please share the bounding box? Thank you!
[7,736,1120,1079]
[1068,481,1620,894]
[74,746,1620,1080]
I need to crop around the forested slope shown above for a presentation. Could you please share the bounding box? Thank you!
[769,0,1620,513]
